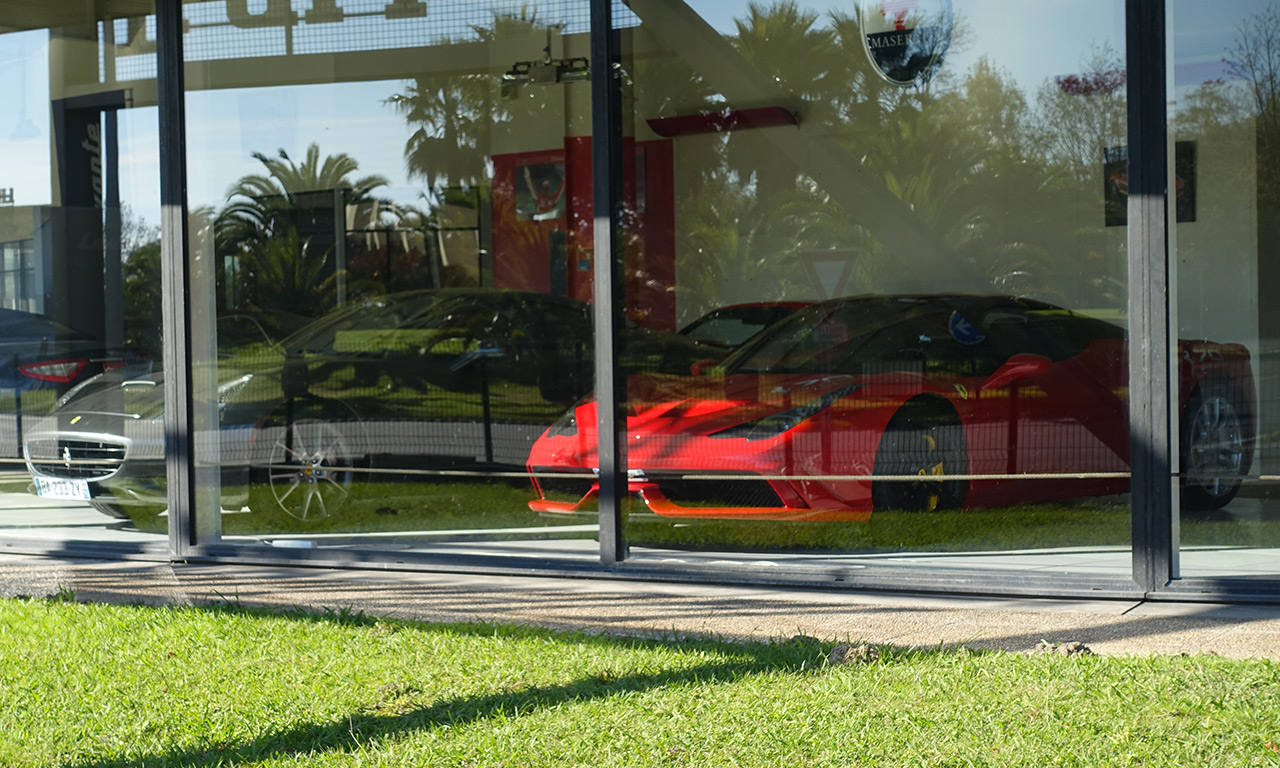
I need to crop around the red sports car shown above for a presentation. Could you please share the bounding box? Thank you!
[527,294,1255,520]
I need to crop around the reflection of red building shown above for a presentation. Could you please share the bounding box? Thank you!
[491,137,676,330]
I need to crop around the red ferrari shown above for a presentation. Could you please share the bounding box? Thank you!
[527,294,1256,520]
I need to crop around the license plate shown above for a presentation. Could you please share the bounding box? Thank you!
[34,477,92,501]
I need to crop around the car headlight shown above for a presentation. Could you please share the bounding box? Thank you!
[710,384,860,441]
[217,373,254,403]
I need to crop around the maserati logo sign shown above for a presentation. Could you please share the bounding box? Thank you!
[858,0,953,87]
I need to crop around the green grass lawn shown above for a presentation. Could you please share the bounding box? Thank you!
[2,596,1279,767]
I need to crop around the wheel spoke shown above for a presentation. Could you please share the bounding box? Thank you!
[290,424,316,457]
[1186,392,1246,502]
[318,436,345,462]
[273,439,309,463]
[275,476,301,503]
[301,485,318,519]
[322,474,349,494]
[263,417,357,520]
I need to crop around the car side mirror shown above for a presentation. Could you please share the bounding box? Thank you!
[281,351,310,400]
[690,358,719,376]
[981,353,1051,391]
[449,341,505,372]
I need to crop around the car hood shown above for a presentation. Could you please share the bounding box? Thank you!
[600,372,870,436]
[49,372,168,427]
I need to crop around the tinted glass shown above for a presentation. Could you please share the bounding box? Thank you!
[1172,0,1280,580]
[0,2,163,547]
[180,0,600,556]
[535,0,1136,576]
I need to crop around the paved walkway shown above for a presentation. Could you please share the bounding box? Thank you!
[4,552,1280,659]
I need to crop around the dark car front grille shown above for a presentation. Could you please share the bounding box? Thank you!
[648,473,786,508]
[532,467,787,509]
[531,468,597,500]
[26,438,127,480]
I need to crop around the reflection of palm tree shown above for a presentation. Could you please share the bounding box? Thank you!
[387,12,553,200]
[668,3,1124,308]
[218,144,390,319]
[387,75,497,198]
[221,144,388,230]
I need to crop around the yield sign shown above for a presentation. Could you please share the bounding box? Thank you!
[799,250,859,300]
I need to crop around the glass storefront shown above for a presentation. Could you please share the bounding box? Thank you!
[3,0,1278,598]
[0,3,164,549]
[1172,0,1280,581]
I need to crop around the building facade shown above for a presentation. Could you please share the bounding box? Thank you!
[1,0,1276,600]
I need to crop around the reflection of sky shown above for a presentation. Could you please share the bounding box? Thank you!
[1171,0,1278,94]
[10,0,1280,230]
[136,0,1130,226]
[186,80,422,213]
[0,30,53,207]
[686,0,1126,96]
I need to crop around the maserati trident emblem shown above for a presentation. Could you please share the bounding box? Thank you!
[857,0,953,87]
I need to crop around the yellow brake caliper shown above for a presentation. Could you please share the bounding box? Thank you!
[916,434,944,512]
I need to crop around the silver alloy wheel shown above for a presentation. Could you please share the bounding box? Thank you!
[267,418,355,520]
[1185,394,1246,499]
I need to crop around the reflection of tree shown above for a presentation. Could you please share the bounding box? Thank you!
[1225,6,1280,207]
[387,69,496,197]
[341,204,453,294]
[113,204,168,358]
[1030,46,1126,174]
[217,144,390,320]
[1220,6,1280,341]
[387,12,554,202]
[641,2,1129,315]
[121,228,162,358]
[369,1,1131,315]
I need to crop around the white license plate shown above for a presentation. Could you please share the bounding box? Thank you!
[34,477,92,501]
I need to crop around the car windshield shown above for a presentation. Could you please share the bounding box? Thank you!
[722,295,1123,376]
[722,298,928,374]
[280,291,524,355]
[280,291,450,353]
[680,306,801,348]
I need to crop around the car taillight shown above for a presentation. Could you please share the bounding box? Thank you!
[19,359,88,383]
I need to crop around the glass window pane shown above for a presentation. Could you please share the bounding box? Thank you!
[1173,0,1280,580]
[553,0,1136,577]
[183,0,599,557]
[0,1,163,545]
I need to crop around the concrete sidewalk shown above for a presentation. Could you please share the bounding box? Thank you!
[4,552,1280,659]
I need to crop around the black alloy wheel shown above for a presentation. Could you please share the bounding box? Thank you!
[871,401,968,512]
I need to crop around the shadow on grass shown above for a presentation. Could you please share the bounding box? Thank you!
[57,602,855,768]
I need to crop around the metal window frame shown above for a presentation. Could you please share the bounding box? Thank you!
[157,0,196,558]
[591,0,628,566]
[1126,0,1174,594]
